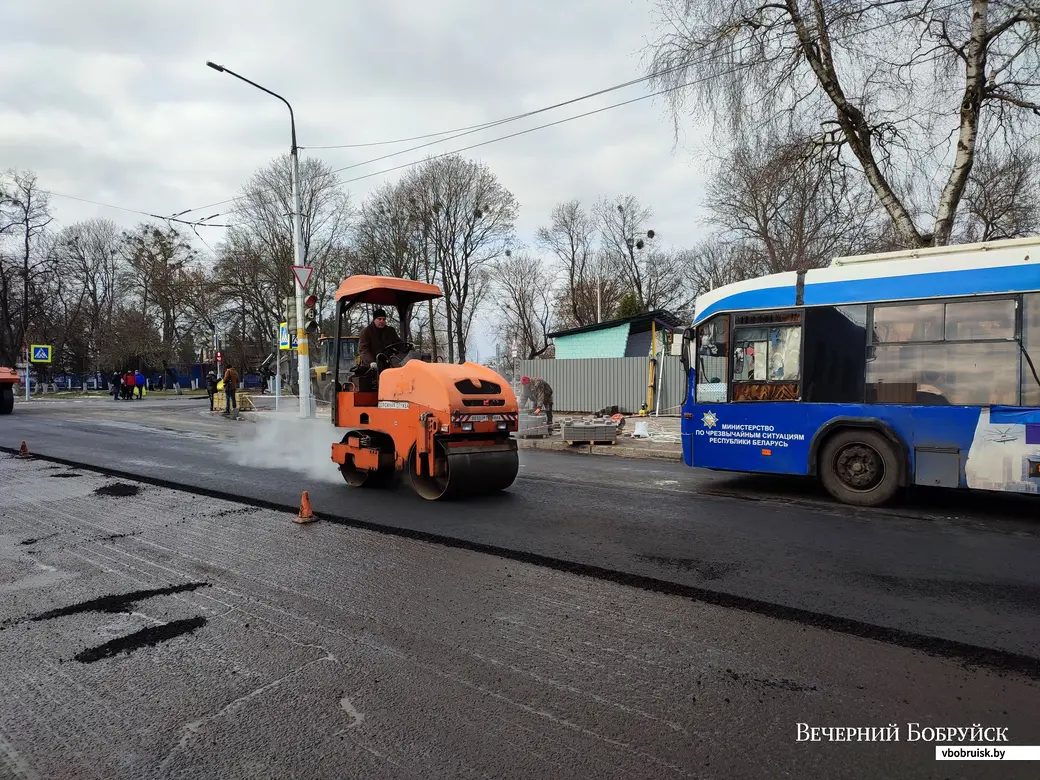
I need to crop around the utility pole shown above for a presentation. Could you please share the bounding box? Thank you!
[207,59,312,418]
[291,161,312,418]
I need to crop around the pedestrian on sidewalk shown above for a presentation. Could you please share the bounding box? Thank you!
[222,364,239,414]
[111,372,122,401]
[135,370,145,399]
[206,371,218,411]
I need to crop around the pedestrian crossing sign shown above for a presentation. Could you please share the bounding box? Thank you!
[279,322,290,350]
[29,344,52,363]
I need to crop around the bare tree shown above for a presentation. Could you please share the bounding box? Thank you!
[406,155,518,363]
[352,180,444,353]
[676,240,763,300]
[355,180,422,280]
[958,145,1040,242]
[0,170,53,363]
[105,306,163,372]
[222,154,354,367]
[121,224,201,390]
[646,0,1040,247]
[232,154,353,277]
[536,200,602,327]
[490,250,556,361]
[52,219,123,378]
[595,195,691,313]
[596,195,653,310]
[705,129,883,272]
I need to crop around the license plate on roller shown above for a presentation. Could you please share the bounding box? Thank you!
[468,415,489,422]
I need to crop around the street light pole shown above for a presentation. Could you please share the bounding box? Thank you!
[206,60,311,418]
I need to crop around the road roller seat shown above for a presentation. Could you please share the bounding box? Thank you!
[345,363,377,394]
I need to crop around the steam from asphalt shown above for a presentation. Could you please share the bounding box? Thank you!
[222,413,344,484]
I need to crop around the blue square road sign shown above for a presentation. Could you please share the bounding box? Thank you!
[30,345,52,363]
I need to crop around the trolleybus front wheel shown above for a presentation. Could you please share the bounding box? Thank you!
[819,429,901,507]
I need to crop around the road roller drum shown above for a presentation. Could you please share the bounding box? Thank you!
[408,440,519,500]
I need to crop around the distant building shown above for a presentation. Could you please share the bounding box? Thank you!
[548,310,684,359]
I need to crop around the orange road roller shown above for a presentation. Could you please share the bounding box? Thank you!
[0,367,18,415]
[329,275,520,500]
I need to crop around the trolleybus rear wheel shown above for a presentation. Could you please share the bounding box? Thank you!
[819,429,901,507]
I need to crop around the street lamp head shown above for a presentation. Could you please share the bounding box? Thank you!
[206,61,225,72]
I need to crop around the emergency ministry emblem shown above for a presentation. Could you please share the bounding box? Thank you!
[702,411,718,428]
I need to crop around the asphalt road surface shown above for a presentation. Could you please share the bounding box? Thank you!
[3,397,1039,667]
[2,454,1037,779]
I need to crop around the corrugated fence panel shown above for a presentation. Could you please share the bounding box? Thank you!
[515,356,687,415]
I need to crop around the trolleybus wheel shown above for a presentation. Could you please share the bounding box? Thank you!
[819,429,901,507]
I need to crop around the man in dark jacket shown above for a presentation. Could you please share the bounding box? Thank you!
[519,376,554,426]
[206,371,218,410]
[359,309,402,373]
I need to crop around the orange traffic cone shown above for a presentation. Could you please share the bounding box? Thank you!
[295,490,316,524]
[18,441,29,458]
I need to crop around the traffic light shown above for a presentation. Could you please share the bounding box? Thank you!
[303,294,319,334]
[284,296,297,332]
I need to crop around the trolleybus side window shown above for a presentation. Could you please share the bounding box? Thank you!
[730,310,802,401]
[695,315,729,403]
[945,298,1016,341]
[802,305,867,403]
[1024,293,1040,407]
[866,298,1019,406]
[871,302,944,343]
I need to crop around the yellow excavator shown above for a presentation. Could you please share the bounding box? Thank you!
[312,334,360,403]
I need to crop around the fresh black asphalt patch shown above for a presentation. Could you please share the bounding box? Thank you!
[27,582,210,623]
[74,616,208,664]
[93,482,141,497]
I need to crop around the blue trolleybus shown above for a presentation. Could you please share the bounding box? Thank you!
[679,236,1040,506]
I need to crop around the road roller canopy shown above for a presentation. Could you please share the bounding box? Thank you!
[334,275,442,307]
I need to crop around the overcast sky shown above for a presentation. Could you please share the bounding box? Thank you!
[2,0,712,359]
